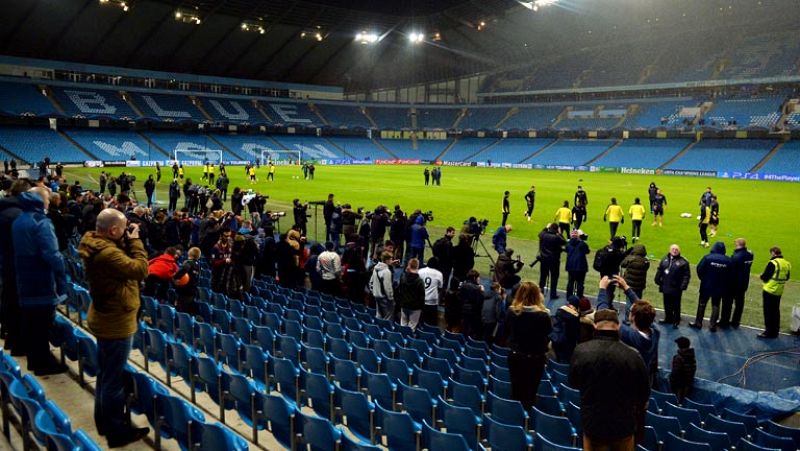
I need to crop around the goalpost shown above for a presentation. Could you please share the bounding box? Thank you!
[259,149,302,166]
[173,149,223,166]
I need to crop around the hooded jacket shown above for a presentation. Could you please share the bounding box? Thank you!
[79,231,148,340]
[669,347,697,391]
[369,262,394,301]
[409,216,428,249]
[13,192,67,308]
[621,244,650,292]
[148,252,179,280]
[397,270,425,311]
[696,242,732,297]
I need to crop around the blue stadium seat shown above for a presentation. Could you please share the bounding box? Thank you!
[375,402,421,451]
[534,432,582,451]
[301,344,329,376]
[753,429,796,451]
[489,375,512,399]
[276,334,301,365]
[327,337,352,360]
[414,365,447,399]
[166,341,197,391]
[189,422,249,451]
[232,316,253,344]
[646,411,683,439]
[272,357,301,403]
[487,391,529,430]
[157,304,176,335]
[218,332,243,371]
[196,321,217,357]
[261,394,297,449]
[565,402,582,437]
[664,431,712,451]
[483,414,534,451]
[398,381,437,425]
[283,319,303,342]
[662,402,703,429]
[130,371,170,425]
[764,420,800,448]
[371,339,395,360]
[74,332,99,383]
[448,377,485,417]
[175,312,196,345]
[684,398,717,421]
[384,357,414,385]
[224,373,261,439]
[397,347,424,368]
[536,395,566,417]
[685,422,731,451]
[334,384,375,444]
[241,343,270,389]
[362,368,397,411]
[253,325,275,355]
[705,414,749,445]
[341,432,383,451]
[531,406,577,447]
[154,393,206,448]
[298,411,342,451]
[354,345,382,373]
[328,355,361,391]
[303,369,335,420]
[194,356,229,413]
[438,396,481,449]
[422,420,471,451]
[722,408,759,435]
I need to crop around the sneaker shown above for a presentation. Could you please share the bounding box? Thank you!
[107,427,150,449]
[704,242,710,248]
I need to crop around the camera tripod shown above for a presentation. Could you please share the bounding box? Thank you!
[471,234,497,268]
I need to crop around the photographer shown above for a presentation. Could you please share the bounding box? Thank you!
[494,248,524,292]
[432,227,456,287]
[492,224,512,255]
[538,223,566,301]
[566,229,590,298]
[389,205,407,262]
[409,215,429,262]
[369,206,389,259]
[323,193,335,242]
[293,199,309,236]
[593,236,628,304]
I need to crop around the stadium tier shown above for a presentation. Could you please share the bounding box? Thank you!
[757,140,800,176]
[378,139,450,160]
[787,111,800,129]
[592,139,691,169]
[482,138,556,164]
[0,82,57,116]
[315,104,371,129]
[528,139,617,167]
[263,101,320,126]
[416,108,460,130]
[667,139,777,173]
[502,106,564,130]
[269,135,345,160]
[201,97,268,124]
[458,107,509,130]
[438,137,497,162]
[367,106,410,129]
[64,128,168,160]
[326,137,390,160]
[131,92,206,122]
[50,85,138,120]
[704,96,784,129]
[0,126,83,163]
[141,131,241,162]
[622,99,700,130]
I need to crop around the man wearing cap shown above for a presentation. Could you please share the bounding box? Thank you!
[569,306,650,450]
[758,246,791,338]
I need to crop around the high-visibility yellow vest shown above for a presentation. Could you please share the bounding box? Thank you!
[763,257,791,296]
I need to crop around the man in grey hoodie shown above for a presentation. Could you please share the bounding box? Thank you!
[370,252,395,321]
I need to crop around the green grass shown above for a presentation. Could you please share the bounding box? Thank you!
[65,164,800,333]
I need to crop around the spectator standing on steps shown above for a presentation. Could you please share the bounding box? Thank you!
[654,244,691,328]
[689,242,731,332]
[621,243,650,300]
[719,238,754,329]
[669,336,696,402]
[538,223,566,301]
[565,229,590,299]
[398,258,426,331]
[370,252,395,321]
[758,246,790,339]
[79,209,150,448]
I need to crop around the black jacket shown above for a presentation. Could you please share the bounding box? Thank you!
[169,182,181,199]
[505,307,552,355]
[593,245,625,277]
[696,242,732,297]
[565,238,590,273]
[397,271,426,311]
[654,254,691,296]
[323,200,335,225]
[494,254,522,288]
[538,230,566,262]
[669,347,697,392]
[730,247,754,292]
[451,242,475,282]
[569,330,650,440]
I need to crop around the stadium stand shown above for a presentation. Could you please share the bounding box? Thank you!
[0,126,81,163]
[528,139,616,166]
[268,135,344,160]
[717,30,800,79]
[142,131,239,162]
[480,138,555,163]
[200,96,267,124]
[501,106,564,130]
[368,106,411,129]
[0,81,55,117]
[704,96,783,129]
[592,139,691,169]
[623,99,700,130]
[458,107,510,130]
[64,128,167,160]
[263,101,319,126]
[131,92,205,122]
[378,139,450,160]
[315,103,372,129]
[415,108,460,130]
[50,86,138,120]
[757,140,800,175]
[441,138,498,162]
[326,137,390,160]
[191,133,275,162]
[667,139,777,172]
[783,110,800,130]
[556,104,626,131]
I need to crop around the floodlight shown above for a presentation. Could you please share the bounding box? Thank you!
[408,32,424,44]
[356,31,379,44]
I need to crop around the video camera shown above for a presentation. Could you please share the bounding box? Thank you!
[612,236,628,251]
[422,210,434,222]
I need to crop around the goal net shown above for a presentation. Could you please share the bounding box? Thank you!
[173,149,223,166]
[259,150,302,166]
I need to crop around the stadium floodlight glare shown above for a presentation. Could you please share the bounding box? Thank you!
[518,0,558,11]
[241,21,266,34]
[175,9,202,24]
[408,32,425,44]
[98,0,130,12]
[356,31,379,44]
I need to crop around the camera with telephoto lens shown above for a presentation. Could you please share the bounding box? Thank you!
[612,236,628,251]
[423,210,434,222]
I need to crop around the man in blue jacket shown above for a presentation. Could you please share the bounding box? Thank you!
[565,229,590,298]
[408,215,429,263]
[689,242,732,332]
[13,187,67,375]
[0,179,31,357]
[719,238,754,329]
[492,224,512,255]
[596,275,660,383]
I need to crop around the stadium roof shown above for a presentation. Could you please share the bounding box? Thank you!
[0,0,797,92]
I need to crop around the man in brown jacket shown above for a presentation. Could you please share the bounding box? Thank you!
[79,208,149,448]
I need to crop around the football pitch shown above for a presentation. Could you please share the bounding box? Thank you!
[66,164,800,333]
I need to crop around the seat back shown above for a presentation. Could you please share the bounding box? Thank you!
[532,406,576,447]
[484,414,532,451]
[335,384,375,443]
[487,391,528,428]
[303,370,334,420]
[685,422,731,451]
[439,396,480,450]
[299,411,342,451]
[261,394,297,449]
[422,420,470,451]
[664,431,712,451]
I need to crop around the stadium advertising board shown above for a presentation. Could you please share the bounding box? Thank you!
[318,159,373,165]
[661,169,717,177]
[375,159,422,165]
[445,161,477,167]
[717,171,800,182]
[620,167,657,175]
[589,166,621,173]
